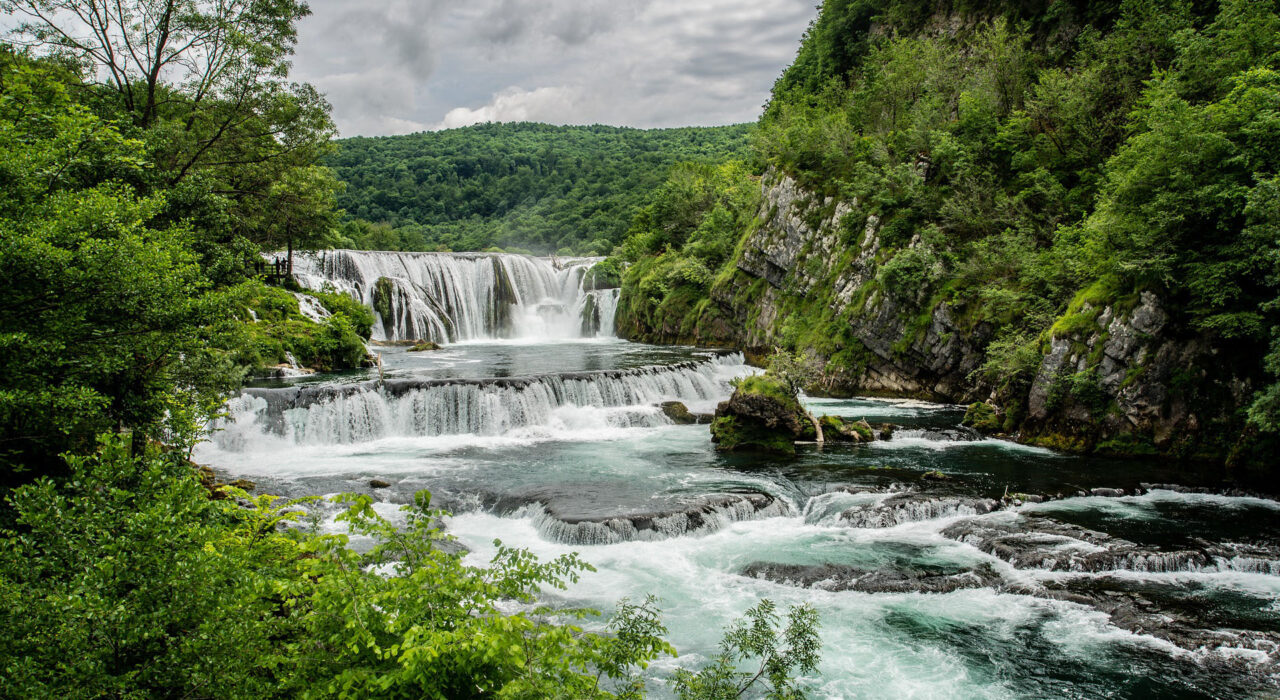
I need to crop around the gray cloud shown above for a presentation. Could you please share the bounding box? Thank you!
[291,0,816,137]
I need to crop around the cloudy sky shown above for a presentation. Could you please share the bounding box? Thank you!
[290,0,818,137]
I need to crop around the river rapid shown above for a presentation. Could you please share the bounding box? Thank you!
[197,251,1280,699]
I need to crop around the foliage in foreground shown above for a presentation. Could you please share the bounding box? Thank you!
[0,437,822,699]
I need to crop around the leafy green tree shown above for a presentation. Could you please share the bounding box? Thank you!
[3,0,339,267]
[0,436,303,699]
[0,50,233,478]
[0,436,819,699]
[672,599,822,700]
[326,123,753,255]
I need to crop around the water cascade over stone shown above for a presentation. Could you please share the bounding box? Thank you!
[212,353,745,449]
[290,249,620,342]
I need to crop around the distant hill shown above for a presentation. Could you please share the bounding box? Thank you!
[327,122,752,255]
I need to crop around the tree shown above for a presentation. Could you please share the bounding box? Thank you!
[2,437,820,699]
[672,599,822,700]
[250,164,344,271]
[767,350,823,398]
[3,0,339,263]
[0,50,234,479]
[2,0,310,131]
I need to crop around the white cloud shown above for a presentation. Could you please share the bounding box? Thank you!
[437,86,584,130]
[289,0,817,137]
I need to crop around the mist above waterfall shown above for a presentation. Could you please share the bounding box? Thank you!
[291,250,619,343]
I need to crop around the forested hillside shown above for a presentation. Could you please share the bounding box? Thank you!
[613,0,1280,468]
[327,122,751,254]
[0,5,805,697]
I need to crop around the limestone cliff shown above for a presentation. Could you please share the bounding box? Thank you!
[618,170,1262,463]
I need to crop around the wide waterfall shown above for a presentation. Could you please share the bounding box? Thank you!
[211,353,745,449]
[290,249,620,342]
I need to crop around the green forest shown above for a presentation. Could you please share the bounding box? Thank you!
[4,0,1280,696]
[328,122,751,255]
[612,0,1280,464]
[0,3,811,698]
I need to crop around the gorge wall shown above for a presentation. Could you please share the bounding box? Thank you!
[618,171,1263,465]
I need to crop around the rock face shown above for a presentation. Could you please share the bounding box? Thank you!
[668,170,994,401]
[617,169,1263,462]
[710,377,809,454]
[1021,291,1253,456]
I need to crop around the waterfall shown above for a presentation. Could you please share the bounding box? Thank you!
[519,493,790,546]
[290,250,620,343]
[211,353,746,449]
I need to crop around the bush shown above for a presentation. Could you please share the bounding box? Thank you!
[0,436,822,699]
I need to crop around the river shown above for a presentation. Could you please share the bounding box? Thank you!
[196,250,1280,699]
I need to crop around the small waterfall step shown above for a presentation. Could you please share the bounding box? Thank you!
[511,490,790,546]
[212,352,746,447]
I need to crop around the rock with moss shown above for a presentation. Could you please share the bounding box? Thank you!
[710,375,809,454]
[407,341,442,352]
[373,276,396,329]
[962,402,1003,434]
[660,401,698,424]
[819,415,876,442]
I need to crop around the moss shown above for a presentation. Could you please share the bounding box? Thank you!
[373,277,395,323]
[1024,434,1091,453]
[1049,276,1124,340]
[1096,434,1159,456]
[710,415,795,454]
[962,402,1003,433]
[734,375,800,410]
[408,342,441,352]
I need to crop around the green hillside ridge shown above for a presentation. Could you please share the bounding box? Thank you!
[327,122,752,255]
[611,0,1280,468]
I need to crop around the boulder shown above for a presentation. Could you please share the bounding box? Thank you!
[227,478,256,492]
[819,415,875,442]
[710,376,808,454]
[962,402,1003,434]
[407,341,441,352]
[369,479,391,488]
[660,401,698,424]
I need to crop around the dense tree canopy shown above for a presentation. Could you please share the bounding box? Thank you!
[327,122,752,255]
[613,0,1280,446]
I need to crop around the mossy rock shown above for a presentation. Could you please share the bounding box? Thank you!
[369,479,391,488]
[710,415,796,454]
[660,401,698,424]
[710,375,808,455]
[373,276,396,324]
[819,415,874,442]
[962,402,1003,434]
[227,479,256,492]
[408,341,442,352]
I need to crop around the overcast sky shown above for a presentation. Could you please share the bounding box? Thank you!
[290,0,818,137]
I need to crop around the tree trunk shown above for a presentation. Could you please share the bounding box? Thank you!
[806,410,824,444]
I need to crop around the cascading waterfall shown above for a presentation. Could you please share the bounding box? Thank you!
[211,353,745,449]
[520,493,791,546]
[290,249,620,342]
